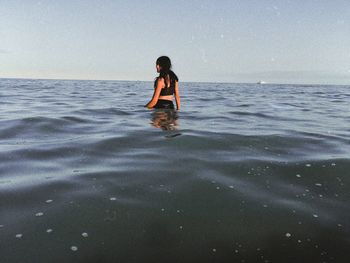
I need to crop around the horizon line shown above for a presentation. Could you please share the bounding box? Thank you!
[0,76,348,87]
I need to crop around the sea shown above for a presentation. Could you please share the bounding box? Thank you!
[0,78,349,263]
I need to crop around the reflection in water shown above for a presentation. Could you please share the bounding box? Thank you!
[150,109,180,132]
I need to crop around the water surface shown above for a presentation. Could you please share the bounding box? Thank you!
[1,79,350,262]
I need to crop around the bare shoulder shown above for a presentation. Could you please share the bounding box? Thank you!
[157,77,165,83]
[155,77,165,89]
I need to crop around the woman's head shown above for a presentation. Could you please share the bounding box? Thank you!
[155,56,178,83]
[156,56,172,73]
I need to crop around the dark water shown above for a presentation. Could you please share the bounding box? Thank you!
[1,78,350,263]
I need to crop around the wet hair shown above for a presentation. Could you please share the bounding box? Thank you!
[155,56,178,87]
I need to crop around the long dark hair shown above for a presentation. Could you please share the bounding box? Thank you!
[155,56,178,87]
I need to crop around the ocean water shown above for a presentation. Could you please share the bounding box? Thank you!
[0,78,350,263]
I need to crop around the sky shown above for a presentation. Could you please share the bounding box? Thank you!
[1,0,350,84]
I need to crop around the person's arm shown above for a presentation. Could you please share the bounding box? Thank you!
[174,81,181,110]
[145,78,164,109]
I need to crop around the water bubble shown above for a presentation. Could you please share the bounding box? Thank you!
[313,214,319,218]
[35,212,44,217]
[296,174,301,178]
[331,163,336,166]
[15,234,23,238]
[82,232,88,238]
[179,226,183,230]
[71,246,78,251]
[285,233,291,238]
[109,197,117,201]
[45,199,53,203]
[315,183,322,187]
[46,229,53,233]
[306,164,311,167]
[212,248,217,252]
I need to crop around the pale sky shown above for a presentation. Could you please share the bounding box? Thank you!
[1,0,350,84]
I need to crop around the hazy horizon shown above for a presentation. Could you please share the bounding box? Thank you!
[1,0,349,85]
[2,76,349,87]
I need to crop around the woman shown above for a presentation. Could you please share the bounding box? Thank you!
[145,56,181,110]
